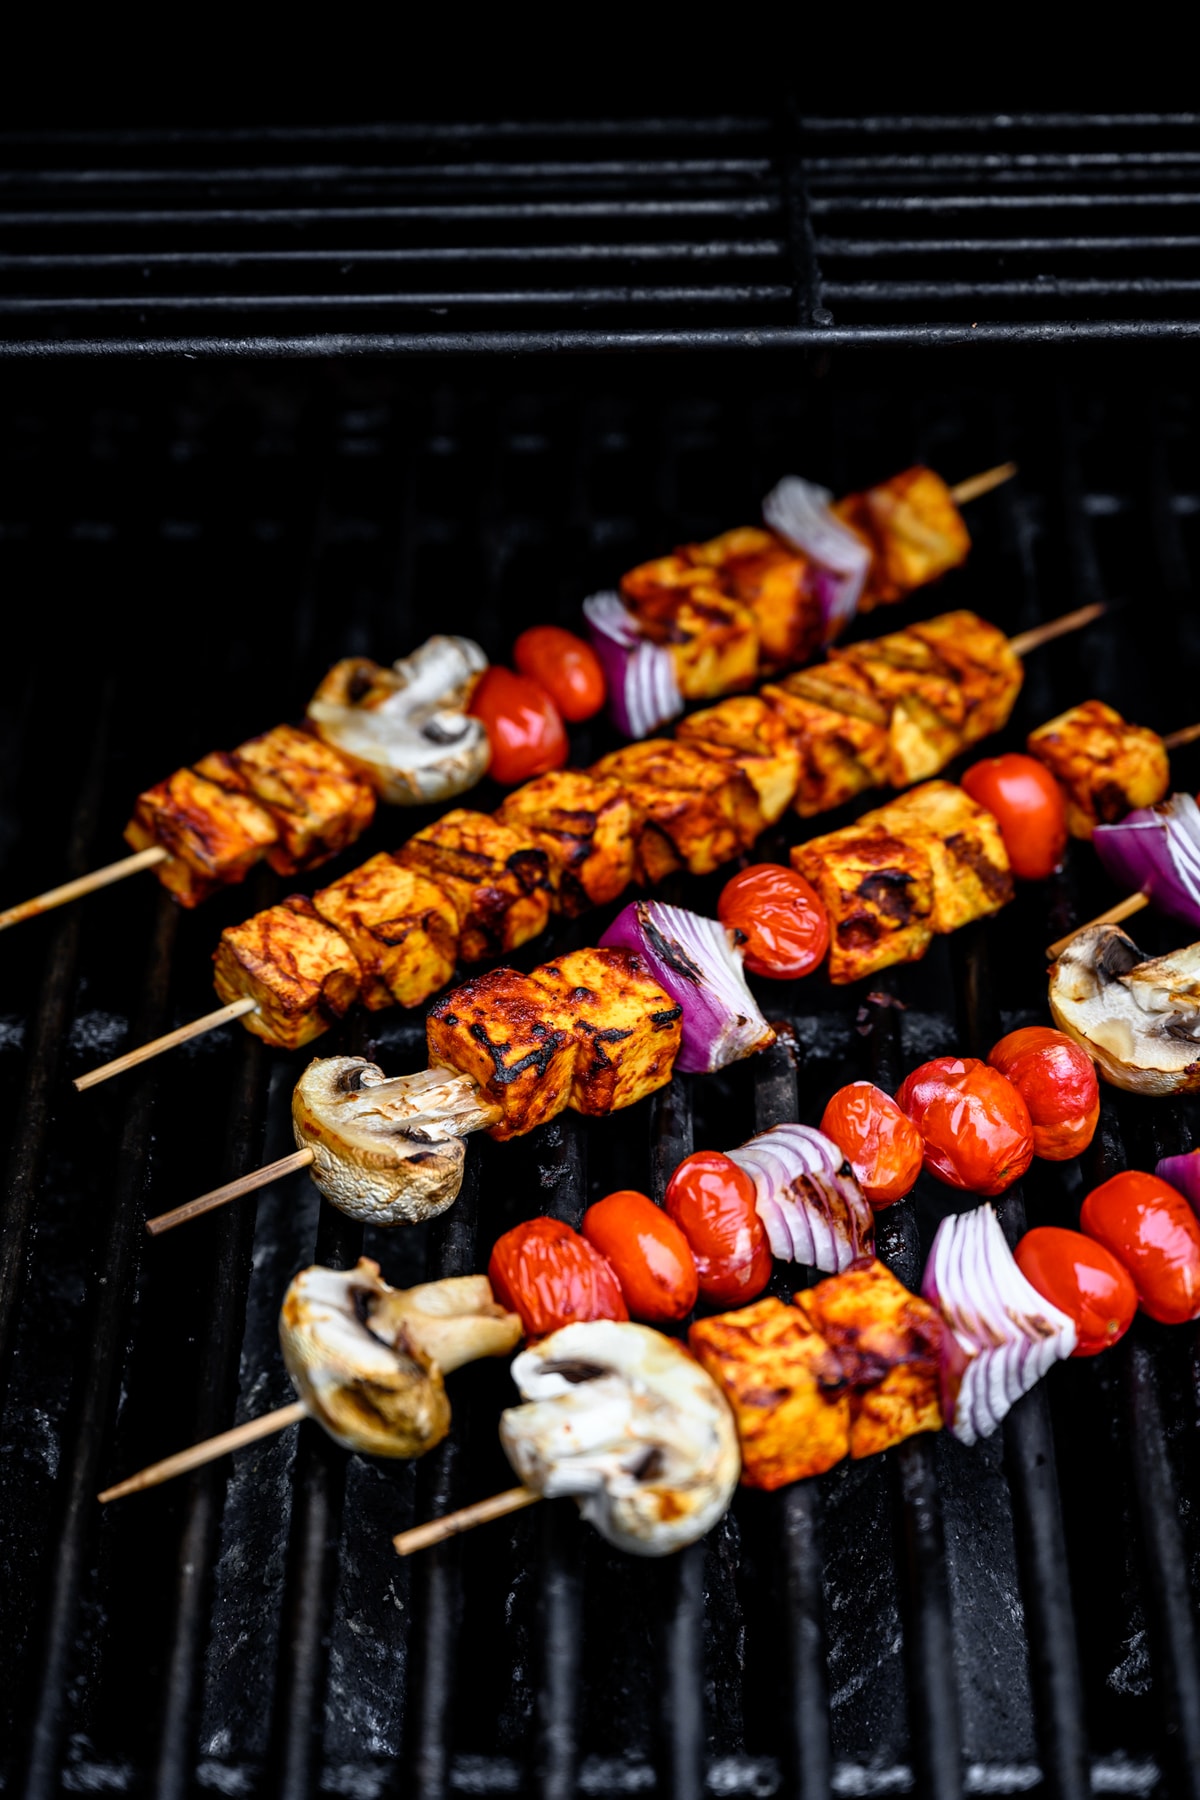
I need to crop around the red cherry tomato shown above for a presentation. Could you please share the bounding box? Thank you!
[663,1151,772,1303]
[988,1027,1100,1162]
[717,863,830,980]
[488,1217,627,1339]
[819,1082,924,1208]
[960,754,1068,882]
[468,666,568,786]
[513,625,606,723]
[895,1056,1034,1196]
[1081,1170,1200,1326]
[582,1189,699,1322]
[1014,1226,1137,1357]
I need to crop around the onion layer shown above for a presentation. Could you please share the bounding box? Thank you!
[1093,793,1200,931]
[599,901,775,1073]
[1155,1148,1200,1212]
[922,1204,1076,1445]
[582,591,684,739]
[762,476,871,640]
[726,1123,873,1273]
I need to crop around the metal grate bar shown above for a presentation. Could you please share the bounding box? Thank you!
[0,287,795,314]
[0,241,786,270]
[0,199,780,228]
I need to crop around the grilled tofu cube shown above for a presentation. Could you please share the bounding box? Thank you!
[229,724,377,874]
[832,466,970,610]
[426,967,577,1141]
[619,554,760,699]
[762,676,891,817]
[829,633,968,787]
[125,760,280,908]
[495,770,639,916]
[792,826,934,984]
[676,695,803,826]
[683,525,824,669]
[213,895,361,1049]
[397,810,551,961]
[688,1297,851,1490]
[591,739,759,878]
[529,945,682,1115]
[859,781,1013,934]
[794,1262,945,1458]
[1027,700,1170,839]
[313,853,458,1010]
[904,611,1023,746]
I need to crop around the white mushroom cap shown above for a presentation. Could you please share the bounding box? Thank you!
[1049,924,1200,1095]
[307,635,491,806]
[499,1321,740,1557]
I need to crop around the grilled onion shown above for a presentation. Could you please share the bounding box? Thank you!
[1093,793,1200,931]
[762,475,871,640]
[582,591,684,738]
[726,1123,873,1272]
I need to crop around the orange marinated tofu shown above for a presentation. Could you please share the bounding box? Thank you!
[125,759,280,908]
[676,694,804,826]
[426,966,577,1141]
[397,809,551,961]
[688,1297,850,1490]
[212,894,361,1050]
[228,724,377,875]
[905,611,1023,745]
[832,466,970,610]
[592,738,759,877]
[1027,699,1170,839]
[762,677,891,817]
[529,945,682,1115]
[495,769,639,916]
[859,781,1013,935]
[312,853,458,1010]
[683,525,823,670]
[792,825,934,984]
[619,553,760,699]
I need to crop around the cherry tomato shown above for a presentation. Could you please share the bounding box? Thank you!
[488,1217,627,1339]
[819,1081,924,1208]
[1014,1226,1137,1357]
[582,1189,699,1322]
[1080,1169,1200,1326]
[663,1151,772,1303]
[717,863,830,979]
[960,753,1068,882]
[468,666,568,786]
[513,625,606,723]
[988,1027,1100,1162]
[895,1056,1034,1196]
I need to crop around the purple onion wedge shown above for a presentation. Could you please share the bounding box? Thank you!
[726,1123,873,1274]
[582,591,683,739]
[1155,1149,1200,1212]
[1093,793,1200,932]
[762,475,871,641]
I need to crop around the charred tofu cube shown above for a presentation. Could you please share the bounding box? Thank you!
[125,759,280,908]
[829,629,971,787]
[683,525,824,670]
[213,895,361,1049]
[1027,700,1170,839]
[228,724,377,874]
[397,810,551,961]
[792,826,934,984]
[529,945,682,1115]
[832,466,970,610]
[495,770,639,916]
[676,695,803,826]
[793,1261,945,1458]
[426,967,577,1141]
[591,739,759,878]
[619,554,760,699]
[312,853,459,1010]
[688,1297,851,1490]
[905,611,1023,746]
[859,782,1013,934]
[762,675,891,817]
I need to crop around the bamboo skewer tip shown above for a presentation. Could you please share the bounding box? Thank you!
[950,461,1018,506]
[1045,890,1150,962]
[144,1145,316,1237]
[1008,601,1106,660]
[0,845,168,934]
[97,1399,308,1504]
[392,1486,541,1558]
[75,995,259,1092]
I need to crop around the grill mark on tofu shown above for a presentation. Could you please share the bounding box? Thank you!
[467,1018,569,1086]
[945,830,1014,904]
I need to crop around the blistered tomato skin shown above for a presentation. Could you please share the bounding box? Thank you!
[988,1027,1100,1161]
[1015,1226,1137,1356]
[717,863,830,980]
[819,1082,924,1208]
[1080,1170,1200,1326]
[468,667,568,786]
[513,626,606,722]
[960,754,1068,882]
[488,1217,628,1340]
[895,1057,1035,1196]
[582,1189,699,1322]
[663,1151,773,1303]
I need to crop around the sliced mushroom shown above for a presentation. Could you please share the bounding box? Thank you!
[280,1259,521,1459]
[307,635,491,806]
[1049,923,1200,1094]
[499,1320,740,1557]
[292,1055,501,1225]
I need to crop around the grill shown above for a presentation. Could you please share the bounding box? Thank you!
[3,115,1200,1800]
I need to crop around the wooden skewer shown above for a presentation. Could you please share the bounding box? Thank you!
[0,845,168,933]
[97,1398,307,1504]
[1045,891,1150,961]
[145,1146,316,1236]
[75,996,259,1092]
[949,461,1018,506]
[1164,722,1200,752]
[1007,602,1107,659]
[392,1485,542,1558]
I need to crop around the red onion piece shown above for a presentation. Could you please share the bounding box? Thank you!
[1155,1149,1200,1210]
[1093,793,1200,931]
[922,1204,1076,1445]
[582,591,683,739]
[726,1123,873,1273]
[598,901,775,1074]
[762,476,871,641]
